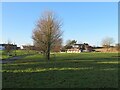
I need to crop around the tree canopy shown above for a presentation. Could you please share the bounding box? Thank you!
[32,11,63,60]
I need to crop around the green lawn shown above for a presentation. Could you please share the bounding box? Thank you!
[2,52,119,88]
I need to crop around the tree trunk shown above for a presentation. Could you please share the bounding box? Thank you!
[47,43,50,60]
[47,51,50,60]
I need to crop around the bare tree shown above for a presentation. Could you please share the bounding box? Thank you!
[22,44,31,54]
[32,11,63,60]
[115,43,120,52]
[5,41,13,56]
[101,37,114,51]
[52,38,62,52]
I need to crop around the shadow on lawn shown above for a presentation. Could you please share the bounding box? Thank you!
[2,68,118,88]
[63,56,118,61]
[19,55,119,63]
[2,57,118,70]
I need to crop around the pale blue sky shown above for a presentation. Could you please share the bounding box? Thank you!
[2,2,118,46]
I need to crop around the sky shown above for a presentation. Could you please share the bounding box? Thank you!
[1,2,118,47]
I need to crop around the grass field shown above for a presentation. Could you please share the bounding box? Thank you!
[2,52,119,88]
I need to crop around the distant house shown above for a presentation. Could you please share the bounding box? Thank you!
[66,43,93,53]
[0,44,17,50]
[67,44,81,53]
[0,44,5,50]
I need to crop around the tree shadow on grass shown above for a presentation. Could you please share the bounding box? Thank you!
[2,57,118,72]
[46,57,118,63]
[2,67,118,88]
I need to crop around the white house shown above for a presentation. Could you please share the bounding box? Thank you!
[66,43,93,53]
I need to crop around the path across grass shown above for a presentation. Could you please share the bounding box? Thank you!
[1,50,36,60]
[2,52,119,88]
[1,54,34,64]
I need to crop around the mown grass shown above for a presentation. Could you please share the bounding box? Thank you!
[2,52,119,88]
